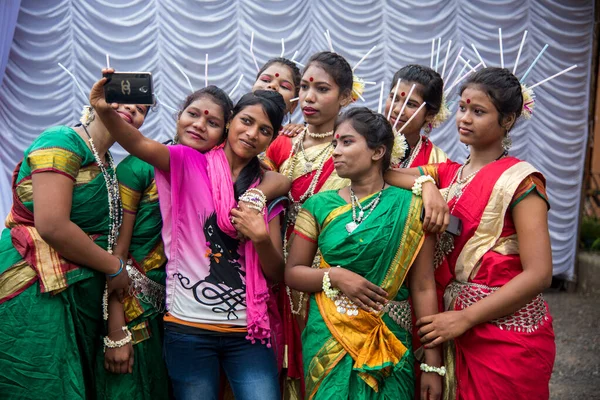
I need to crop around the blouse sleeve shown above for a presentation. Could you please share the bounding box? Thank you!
[117,156,153,214]
[511,173,550,209]
[417,164,440,185]
[292,196,320,243]
[26,126,86,181]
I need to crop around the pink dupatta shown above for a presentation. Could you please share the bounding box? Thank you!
[205,148,272,346]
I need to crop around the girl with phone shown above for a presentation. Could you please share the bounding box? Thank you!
[90,73,289,399]
[285,107,442,400]
[0,102,147,398]
[386,67,556,399]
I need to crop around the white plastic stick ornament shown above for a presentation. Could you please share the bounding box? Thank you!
[229,74,244,97]
[250,32,260,72]
[441,40,452,80]
[58,63,88,99]
[393,84,416,131]
[377,81,385,114]
[529,65,577,90]
[172,61,193,93]
[204,54,209,87]
[397,102,427,134]
[498,28,504,68]
[444,46,464,88]
[353,45,377,72]
[471,44,487,68]
[513,30,528,74]
[386,78,401,121]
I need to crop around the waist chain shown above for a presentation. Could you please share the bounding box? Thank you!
[445,281,549,333]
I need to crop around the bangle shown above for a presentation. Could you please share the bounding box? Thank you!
[103,326,132,352]
[107,257,124,278]
[412,175,436,197]
[239,188,267,214]
[420,363,446,376]
[322,269,340,300]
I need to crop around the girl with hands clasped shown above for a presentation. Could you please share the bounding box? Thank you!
[387,67,556,400]
[286,107,442,400]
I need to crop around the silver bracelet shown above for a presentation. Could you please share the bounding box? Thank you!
[103,326,132,352]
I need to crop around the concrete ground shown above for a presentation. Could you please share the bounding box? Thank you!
[546,290,600,399]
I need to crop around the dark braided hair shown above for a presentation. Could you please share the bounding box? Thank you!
[256,57,302,96]
[391,64,444,117]
[334,107,396,172]
[304,51,353,97]
[230,90,286,199]
[460,67,523,128]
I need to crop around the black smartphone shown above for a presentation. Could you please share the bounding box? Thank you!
[103,72,154,106]
[420,208,462,236]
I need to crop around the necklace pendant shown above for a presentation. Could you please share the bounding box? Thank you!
[358,210,364,220]
[345,221,358,234]
[304,161,312,173]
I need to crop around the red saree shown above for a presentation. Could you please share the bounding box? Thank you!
[421,157,555,400]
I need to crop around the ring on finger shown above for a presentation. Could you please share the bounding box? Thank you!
[231,216,236,224]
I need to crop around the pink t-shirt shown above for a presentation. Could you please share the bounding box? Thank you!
[155,145,247,326]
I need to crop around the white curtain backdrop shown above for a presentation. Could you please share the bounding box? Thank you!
[0,0,594,278]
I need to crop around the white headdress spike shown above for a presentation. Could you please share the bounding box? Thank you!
[397,102,427,134]
[353,45,377,72]
[441,40,452,80]
[445,62,483,96]
[280,38,285,58]
[172,61,194,93]
[228,74,244,97]
[290,97,299,102]
[204,54,209,87]
[250,32,260,72]
[430,39,435,68]
[290,50,305,67]
[520,44,548,83]
[325,30,334,52]
[452,63,469,87]
[105,54,110,69]
[529,64,577,90]
[387,78,401,121]
[377,81,385,114]
[393,83,417,131]
[444,46,464,87]
[154,92,178,113]
[58,63,88,100]
[435,37,441,72]
[513,30,528,74]
[459,56,475,72]
[498,28,504,68]
[471,44,487,68]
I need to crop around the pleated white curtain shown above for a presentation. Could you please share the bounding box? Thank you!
[0,0,594,278]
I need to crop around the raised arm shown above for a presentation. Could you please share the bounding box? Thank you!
[256,170,292,200]
[89,68,170,171]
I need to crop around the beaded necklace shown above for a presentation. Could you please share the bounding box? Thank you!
[346,182,386,234]
[401,136,423,168]
[82,124,123,321]
[305,126,334,139]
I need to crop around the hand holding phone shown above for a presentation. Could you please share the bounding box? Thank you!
[103,71,154,106]
[420,207,462,236]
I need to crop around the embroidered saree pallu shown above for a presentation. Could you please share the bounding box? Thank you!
[294,187,424,399]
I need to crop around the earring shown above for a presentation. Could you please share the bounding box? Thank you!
[225,122,230,130]
[173,133,179,144]
[502,132,512,151]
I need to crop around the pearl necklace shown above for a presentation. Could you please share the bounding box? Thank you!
[299,138,333,174]
[401,136,423,168]
[305,126,334,139]
[345,183,385,234]
[82,125,123,322]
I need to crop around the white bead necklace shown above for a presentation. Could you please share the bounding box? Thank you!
[305,126,334,139]
[82,125,122,322]
[345,183,385,234]
[401,136,423,168]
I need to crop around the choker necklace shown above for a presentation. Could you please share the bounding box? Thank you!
[305,126,334,139]
[346,182,386,234]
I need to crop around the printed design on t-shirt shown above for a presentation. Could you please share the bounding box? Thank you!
[173,212,246,320]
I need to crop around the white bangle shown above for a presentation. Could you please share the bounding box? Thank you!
[412,175,436,196]
[103,326,132,352]
[322,269,340,299]
[420,363,446,376]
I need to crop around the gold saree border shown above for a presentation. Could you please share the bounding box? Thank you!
[0,260,36,300]
[428,145,448,164]
[305,337,347,399]
[455,162,538,282]
[27,147,82,180]
[120,183,142,213]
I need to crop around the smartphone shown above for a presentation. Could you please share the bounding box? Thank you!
[103,72,154,106]
[420,208,462,236]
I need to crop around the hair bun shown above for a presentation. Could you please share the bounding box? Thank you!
[253,90,286,113]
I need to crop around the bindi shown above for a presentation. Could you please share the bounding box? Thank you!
[401,92,405,97]
[204,110,209,115]
[309,77,314,82]
[466,99,471,104]
[335,134,340,139]
[275,73,279,77]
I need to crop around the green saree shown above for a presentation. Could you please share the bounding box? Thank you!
[293,186,424,400]
[95,155,169,400]
[0,126,113,399]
